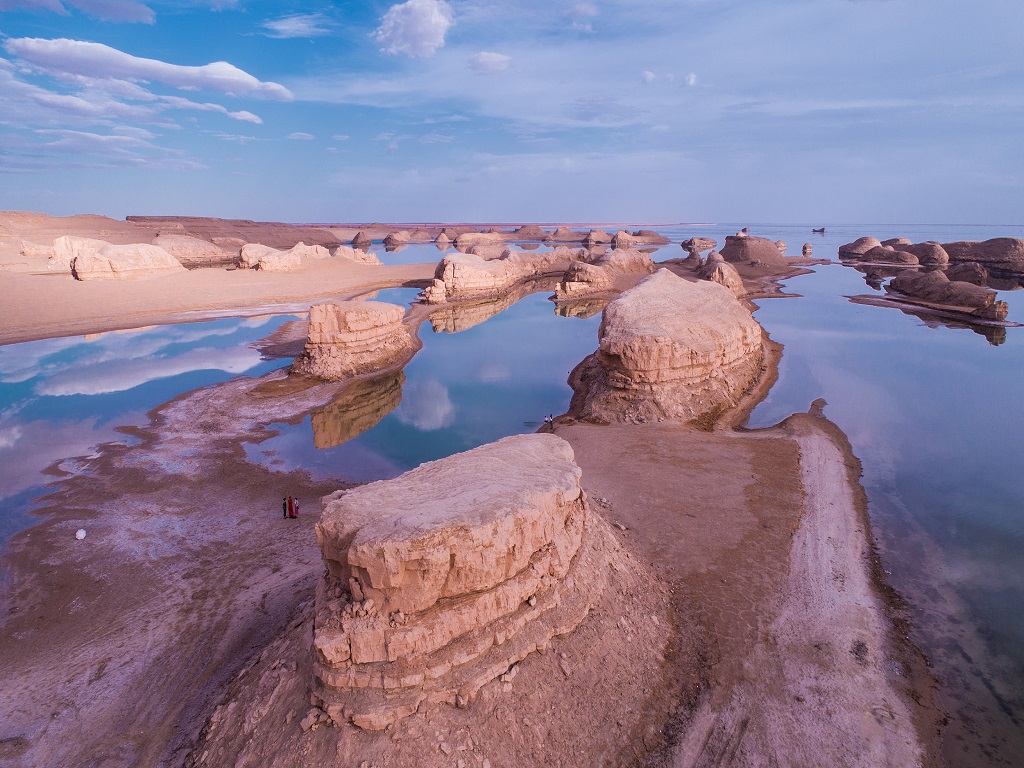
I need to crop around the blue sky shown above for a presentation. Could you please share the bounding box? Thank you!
[0,0,1021,224]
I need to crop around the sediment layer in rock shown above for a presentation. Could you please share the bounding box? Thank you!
[291,301,415,380]
[568,268,764,424]
[311,434,610,729]
[554,248,655,299]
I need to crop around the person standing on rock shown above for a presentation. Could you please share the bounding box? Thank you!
[282,497,288,519]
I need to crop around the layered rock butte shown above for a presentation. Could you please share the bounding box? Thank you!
[311,434,614,730]
[569,269,764,424]
[291,301,415,380]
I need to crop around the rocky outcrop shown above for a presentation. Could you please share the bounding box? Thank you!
[775,240,787,255]
[901,242,949,266]
[681,237,716,255]
[239,242,329,271]
[882,238,912,247]
[568,269,763,424]
[719,235,788,267]
[153,234,232,268]
[311,371,405,449]
[311,433,611,730]
[71,243,187,281]
[510,224,548,240]
[331,245,382,266]
[49,235,107,271]
[421,248,580,304]
[861,245,919,265]
[612,229,669,248]
[453,231,505,251]
[942,238,1024,273]
[291,301,415,380]
[583,229,612,247]
[351,231,372,248]
[802,243,813,256]
[383,231,411,248]
[886,270,1007,319]
[434,232,451,249]
[697,256,745,297]
[946,262,988,285]
[838,237,883,258]
[554,248,655,299]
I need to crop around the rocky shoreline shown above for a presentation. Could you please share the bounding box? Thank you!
[0,213,942,767]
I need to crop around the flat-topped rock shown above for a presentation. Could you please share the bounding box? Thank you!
[942,238,1024,273]
[291,301,415,380]
[71,243,187,280]
[612,229,670,247]
[312,434,611,729]
[681,237,716,254]
[886,270,1007,319]
[569,269,764,424]
[719,235,788,267]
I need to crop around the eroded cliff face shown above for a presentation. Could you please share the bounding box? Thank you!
[311,434,613,730]
[568,268,764,424]
[291,301,415,381]
[71,243,187,280]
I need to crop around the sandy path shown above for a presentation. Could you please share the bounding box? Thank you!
[0,259,436,346]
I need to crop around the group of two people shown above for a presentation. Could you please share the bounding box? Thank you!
[282,496,299,519]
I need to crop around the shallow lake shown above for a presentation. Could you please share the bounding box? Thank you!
[1,223,1022,765]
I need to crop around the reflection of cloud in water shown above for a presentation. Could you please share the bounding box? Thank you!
[36,346,264,396]
[0,318,270,385]
[0,417,134,498]
[475,362,511,383]
[0,425,23,449]
[394,377,455,430]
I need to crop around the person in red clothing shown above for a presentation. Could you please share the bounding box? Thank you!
[287,496,295,519]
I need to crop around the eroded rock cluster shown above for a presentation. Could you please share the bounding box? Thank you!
[311,434,611,729]
[420,247,581,304]
[569,269,763,424]
[70,241,187,280]
[291,301,415,380]
[840,236,1024,273]
[553,248,655,299]
[886,270,1008,320]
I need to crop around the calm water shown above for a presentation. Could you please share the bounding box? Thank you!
[1,223,1022,764]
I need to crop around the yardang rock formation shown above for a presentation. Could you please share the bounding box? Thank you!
[311,434,613,729]
[569,269,764,424]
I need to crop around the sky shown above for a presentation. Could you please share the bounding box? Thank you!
[0,0,1021,224]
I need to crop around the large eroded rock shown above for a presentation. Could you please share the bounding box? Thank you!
[886,270,1008,320]
[153,234,233,268]
[311,434,610,729]
[719,235,788,267]
[421,248,579,304]
[71,243,187,280]
[291,301,415,380]
[569,269,763,424]
[942,238,1024,273]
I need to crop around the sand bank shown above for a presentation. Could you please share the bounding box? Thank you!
[0,218,940,766]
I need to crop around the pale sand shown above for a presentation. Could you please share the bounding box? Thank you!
[0,215,940,766]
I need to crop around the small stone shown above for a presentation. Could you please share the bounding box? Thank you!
[364,598,376,614]
[613,522,627,531]
[300,711,318,732]
[439,741,453,755]
[527,596,537,607]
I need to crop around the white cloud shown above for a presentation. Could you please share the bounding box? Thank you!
[288,131,314,140]
[3,38,293,100]
[331,133,350,141]
[394,377,455,430]
[374,0,454,59]
[469,51,510,74]
[641,70,656,84]
[685,72,698,87]
[0,0,155,23]
[261,12,333,39]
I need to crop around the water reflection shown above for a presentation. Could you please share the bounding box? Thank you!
[311,370,405,449]
[554,296,608,319]
[428,279,558,334]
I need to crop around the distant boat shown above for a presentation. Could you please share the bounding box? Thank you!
[812,227,826,234]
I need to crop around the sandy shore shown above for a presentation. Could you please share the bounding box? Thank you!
[0,217,941,766]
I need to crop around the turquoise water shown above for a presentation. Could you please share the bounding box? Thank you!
[0,315,294,547]
[1,224,1023,763]
[243,291,600,482]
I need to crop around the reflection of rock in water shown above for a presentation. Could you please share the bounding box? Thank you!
[847,295,1010,346]
[555,296,607,319]
[311,370,405,449]
[429,278,559,334]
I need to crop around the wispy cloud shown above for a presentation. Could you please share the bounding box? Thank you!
[374,0,453,59]
[469,51,510,74]
[4,38,293,100]
[287,131,314,140]
[0,0,155,23]
[261,12,333,39]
